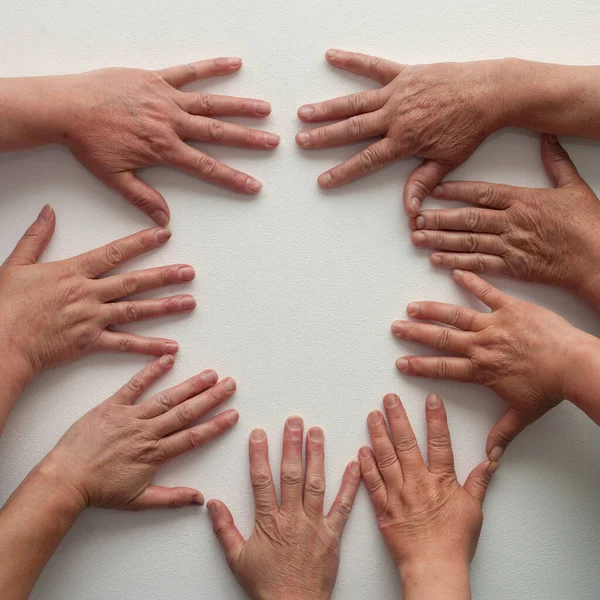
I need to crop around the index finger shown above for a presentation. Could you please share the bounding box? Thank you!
[425,395,456,477]
[158,57,243,88]
[77,227,171,278]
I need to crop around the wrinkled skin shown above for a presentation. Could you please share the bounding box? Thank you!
[359,393,496,570]
[208,418,361,600]
[392,270,582,459]
[61,58,279,225]
[411,135,600,303]
[296,49,502,214]
[0,205,195,380]
[48,356,238,510]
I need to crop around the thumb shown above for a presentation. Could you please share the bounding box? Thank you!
[4,204,56,267]
[541,134,584,188]
[486,407,530,461]
[403,159,456,216]
[207,499,245,570]
[127,485,204,510]
[108,171,170,227]
[463,460,499,506]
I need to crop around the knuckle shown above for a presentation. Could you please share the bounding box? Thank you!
[251,470,274,491]
[231,170,247,187]
[428,434,451,451]
[174,401,195,425]
[474,184,497,208]
[126,376,145,395]
[198,93,214,114]
[24,223,42,238]
[121,274,140,296]
[168,490,185,509]
[334,498,353,518]
[183,63,198,79]
[435,327,452,350]
[347,92,366,114]
[208,120,224,141]
[465,232,480,253]
[465,209,482,231]
[281,469,303,489]
[245,129,259,145]
[368,56,382,72]
[435,358,452,379]
[185,428,206,449]
[357,146,380,173]
[395,437,419,455]
[76,327,97,350]
[118,336,133,353]
[104,243,125,267]
[376,451,399,470]
[304,475,326,496]
[155,392,174,411]
[125,303,140,322]
[448,306,464,327]
[194,154,217,178]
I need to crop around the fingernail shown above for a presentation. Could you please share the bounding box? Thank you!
[396,358,409,373]
[254,101,271,115]
[39,204,53,221]
[207,501,217,515]
[251,428,266,441]
[228,58,242,67]
[179,295,196,310]
[150,209,169,227]
[415,216,425,229]
[407,302,420,316]
[192,493,205,506]
[391,321,404,336]
[246,177,261,193]
[431,254,443,265]
[368,410,382,425]
[160,354,175,367]
[432,185,444,197]
[296,131,311,147]
[384,393,398,408]
[298,106,314,120]
[165,342,179,354]
[222,377,236,393]
[412,231,426,245]
[318,172,333,187]
[427,394,440,408]
[201,370,218,385]
[453,269,465,278]
[359,446,371,459]
[178,266,195,281]
[154,228,171,244]
[326,49,340,59]
[487,461,500,476]
[411,197,420,213]
[309,427,323,441]
[546,134,558,144]
[287,416,303,430]
[350,461,360,474]
[489,446,504,462]
[226,409,239,424]
[265,133,280,146]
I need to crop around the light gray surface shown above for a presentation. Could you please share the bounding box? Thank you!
[1,1,600,598]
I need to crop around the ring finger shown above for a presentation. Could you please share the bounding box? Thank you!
[101,295,196,325]
[392,321,473,354]
[413,207,506,234]
[177,92,272,118]
[411,230,506,255]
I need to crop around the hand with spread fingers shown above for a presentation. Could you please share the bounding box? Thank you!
[410,134,600,310]
[360,393,497,600]
[0,356,239,600]
[296,49,502,209]
[207,417,361,600]
[392,269,600,459]
[0,206,195,432]
[2,57,279,225]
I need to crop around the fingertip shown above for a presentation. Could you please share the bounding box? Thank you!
[192,491,205,506]
[348,460,361,476]
[164,341,179,355]
[246,177,262,194]
[228,57,243,69]
[159,354,176,367]
[395,357,410,373]
[318,172,333,188]
[308,426,324,441]
[286,415,304,430]
[426,394,441,409]
[250,428,267,442]
[358,446,372,461]
[298,106,314,121]
[150,209,170,228]
[39,204,55,222]
[487,461,501,476]
[488,445,505,462]
[325,48,341,61]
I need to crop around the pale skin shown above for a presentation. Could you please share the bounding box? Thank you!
[0,205,196,434]
[0,356,238,600]
[392,270,600,460]
[0,57,280,226]
[207,417,361,600]
[409,134,600,312]
[359,393,497,600]
[297,50,600,215]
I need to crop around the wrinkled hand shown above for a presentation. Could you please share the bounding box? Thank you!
[392,270,581,459]
[0,205,195,381]
[410,135,600,303]
[296,50,503,214]
[360,393,495,568]
[208,417,361,600]
[47,355,238,509]
[62,58,279,225]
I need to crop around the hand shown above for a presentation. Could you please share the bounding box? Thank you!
[392,269,582,459]
[410,135,600,304]
[61,58,279,226]
[207,417,361,600]
[296,50,504,214]
[0,205,195,381]
[45,355,238,509]
[359,393,496,598]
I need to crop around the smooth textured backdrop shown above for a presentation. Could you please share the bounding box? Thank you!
[1,1,600,598]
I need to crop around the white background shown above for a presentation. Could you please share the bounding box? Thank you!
[1,1,600,598]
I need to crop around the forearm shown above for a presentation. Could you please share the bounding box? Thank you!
[0,455,84,600]
[0,75,71,152]
[563,331,600,425]
[493,58,600,139]
[399,561,471,600]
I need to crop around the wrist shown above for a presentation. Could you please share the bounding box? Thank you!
[562,331,600,409]
[400,558,470,598]
[36,452,89,513]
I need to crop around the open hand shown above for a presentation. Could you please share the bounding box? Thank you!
[208,417,361,600]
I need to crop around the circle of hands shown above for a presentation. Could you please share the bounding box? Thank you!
[1,49,599,600]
